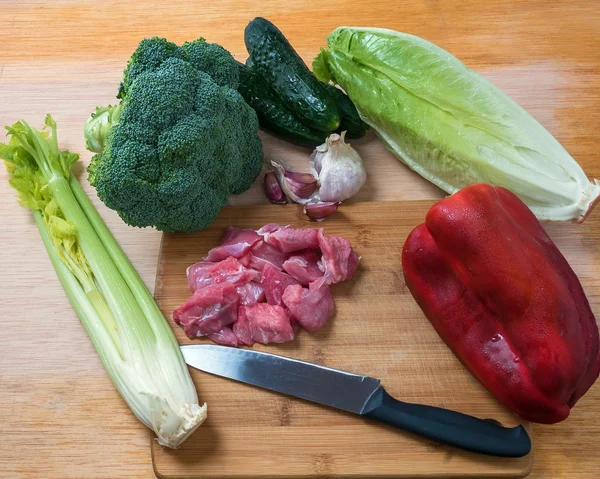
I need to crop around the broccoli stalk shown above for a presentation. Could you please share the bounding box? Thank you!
[83,37,263,233]
[84,104,122,153]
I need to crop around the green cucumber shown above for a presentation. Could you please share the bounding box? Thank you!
[237,62,327,148]
[244,17,341,132]
[324,84,370,139]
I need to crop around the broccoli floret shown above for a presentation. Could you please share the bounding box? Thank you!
[85,37,263,232]
[183,39,239,89]
[118,37,187,99]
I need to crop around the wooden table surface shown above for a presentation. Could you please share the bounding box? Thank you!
[1,1,599,478]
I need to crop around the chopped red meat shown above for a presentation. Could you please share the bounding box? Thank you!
[245,240,288,271]
[238,254,251,267]
[318,230,360,284]
[178,223,358,346]
[236,282,265,306]
[187,256,258,291]
[264,226,320,253]
[282,281,335,331]
[204,227,261,262]
[234,304,294,346]
[207,326,239,347]
[260,263,301,306]
[257,223,281,236]
[173,283,239,338]
[244,303,295,344]
[290,318,300,334]
[282,250,325,285]
[233,306,254,345]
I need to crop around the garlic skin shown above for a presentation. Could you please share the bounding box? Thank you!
[304,202,341,221]
[263,171,286,204]
[310,143,327,176]
[311,132,366,203]
[269,158,314,205]
[283,170,318,199]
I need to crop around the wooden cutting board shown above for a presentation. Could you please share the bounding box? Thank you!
[152,200,599,478]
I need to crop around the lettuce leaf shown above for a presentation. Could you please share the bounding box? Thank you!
[314,27,599,222]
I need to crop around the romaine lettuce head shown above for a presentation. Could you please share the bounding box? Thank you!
[314,27,599,222]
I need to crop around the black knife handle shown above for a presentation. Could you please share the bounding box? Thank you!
[362,387,531,457]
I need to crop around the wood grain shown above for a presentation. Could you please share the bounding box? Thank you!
[1,0,599,478]
[152,202,537,478]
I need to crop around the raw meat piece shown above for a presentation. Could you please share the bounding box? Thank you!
[177,223,359,346]
[264,226,320,253]
[282,281,335,331]
[186,262,216,288]
[173,283,239,338]
[238,254,251,267]
[283,250,325,285]
[244,303,295,344]
[260,263,301,306]
[318,230,360,284]
[204,227,261,262]
[257,223,281,236]
[207,327,238,347]
[233,306,254,346]
[187,256,259,291]
[246,240,288,271]
[236,282,265,306]
[290,318,300,334]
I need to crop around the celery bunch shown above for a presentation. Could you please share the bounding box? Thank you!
[1,115,206,448]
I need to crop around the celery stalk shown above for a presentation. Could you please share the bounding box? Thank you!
[2,116,206,448]
[69,176,195,401]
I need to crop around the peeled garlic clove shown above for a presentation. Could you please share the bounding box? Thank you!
[263,172,286,204]
[304,202,341,222]
[283,170,318,199]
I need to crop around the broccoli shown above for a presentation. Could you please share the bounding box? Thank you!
[183,39,239,89]
[84,37,263,232]
[83,104,122,153]
[118,37,188,99]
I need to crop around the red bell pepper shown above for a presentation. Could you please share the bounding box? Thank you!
[402,184,599,424]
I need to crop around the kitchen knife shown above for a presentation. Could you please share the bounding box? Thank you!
[180,344,531,458]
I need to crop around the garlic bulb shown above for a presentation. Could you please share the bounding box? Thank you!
[265,133,366,221]
[310,132,366,202]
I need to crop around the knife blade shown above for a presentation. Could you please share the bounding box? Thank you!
[181,344,531,458]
